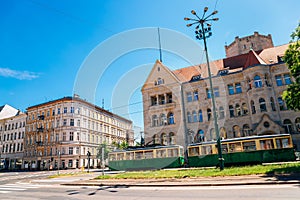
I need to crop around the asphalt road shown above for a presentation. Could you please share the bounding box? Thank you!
[0,170,299,200]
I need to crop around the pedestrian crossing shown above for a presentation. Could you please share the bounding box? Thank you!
[0,182,45,194]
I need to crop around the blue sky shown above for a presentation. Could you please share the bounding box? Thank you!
[0,0,299,129]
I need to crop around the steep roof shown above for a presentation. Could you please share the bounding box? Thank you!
[258,43,289,64]
[0,104,19,119]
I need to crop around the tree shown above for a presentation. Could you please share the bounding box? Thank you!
[96,143,111,161]
[112,140,128,150]
[283,22,300,111]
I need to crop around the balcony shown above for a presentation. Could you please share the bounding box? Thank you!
[38,115,45,120]
[37,127,44,132]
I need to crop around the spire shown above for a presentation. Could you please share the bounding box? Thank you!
[158,27,163,62]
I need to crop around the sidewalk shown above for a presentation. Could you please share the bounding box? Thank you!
[62,173,300,187]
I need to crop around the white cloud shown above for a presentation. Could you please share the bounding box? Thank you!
[0,67,39,80]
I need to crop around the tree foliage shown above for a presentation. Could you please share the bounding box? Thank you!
[96,143,111,161]
[283,22,300,111]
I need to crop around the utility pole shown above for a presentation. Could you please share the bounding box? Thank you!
[185,7,224,170]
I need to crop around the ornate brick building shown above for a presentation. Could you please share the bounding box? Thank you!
[142,33,300,151]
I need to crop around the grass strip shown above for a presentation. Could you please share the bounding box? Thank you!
[95,162,300,179]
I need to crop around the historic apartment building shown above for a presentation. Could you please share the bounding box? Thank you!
[142,32,300,151]
[0,111,26,170]
[24,96,134,170]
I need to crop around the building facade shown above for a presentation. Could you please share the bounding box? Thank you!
[24,96,134,170]
[142,33,300,152]
[0,112,26,170]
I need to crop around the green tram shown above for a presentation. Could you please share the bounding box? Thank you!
[188,134,296,167]
[108,145,184,171]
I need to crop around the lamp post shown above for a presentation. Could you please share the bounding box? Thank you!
[184,7,224,170]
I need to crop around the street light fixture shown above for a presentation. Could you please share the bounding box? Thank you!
[184,7,224,170]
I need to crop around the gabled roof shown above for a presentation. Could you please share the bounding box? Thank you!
[243,49,266,69]
[258,43,289,64]
[0,104,19,120]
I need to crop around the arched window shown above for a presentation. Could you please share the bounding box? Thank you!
[254,75,263,88]
[207,108,212,121]
[235,104,241,116]
[243,124,251,137]
[152,115,158,127]
[251,100,256,114]
[169,132,175,145]
[270,97,276,111]
[192,110,197,122]
[160,114,167,126]
[220,127,227,139]
[278,97,286,110]
[168,112,175,125]
[219,106,225,119]
[283,119,293,134]
[187,112,192,123]
[229,105,234,118]
[157,78,164,85]
[259,98,267,112]
[161,133,167,145]
[242,103,249,115]
[194,129,204,143]
[198,110,203,122]
[295,118,300,132]
[233,125,241,137]
[153,134,160,144]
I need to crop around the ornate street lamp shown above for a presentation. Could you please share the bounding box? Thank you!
[184,7,224,170]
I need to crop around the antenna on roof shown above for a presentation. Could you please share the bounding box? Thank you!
[158,27,163,62]
[102,99,104,109]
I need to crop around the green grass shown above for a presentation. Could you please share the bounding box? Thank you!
[95,162,300,179]
[48,171,89,178]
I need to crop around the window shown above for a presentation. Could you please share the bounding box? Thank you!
[187,112,192,123]
[157,78,164,85]
[161,133,167,145]
[57,108,61,114]
[228,84,234,95]
[207,109,212,121]
[284,74,292,85]
[168,112,175,124]
[64,107,67,113]
[206,89,212,99]
[63,119,67,126]
[198,110,203,122]
[243,124,251,136]
[259,98,267,112]
[69,132,74,141]
[56,134,59,142]
[214,87,220,97]
[275,75,283,86]
[69,147,73,155]
[77,120,80,127]
[251,100,256,114]
[283,119,293,134]
[152,115,158,127]
[233,125,241,137]
[235,83,242,94]
[192,110,197,122]
[167,93,172,103]
[235,104,241,116]
[70,119,74,126]
[270,97,276,111]
[151,96,157,106]
[193,91,199,101]
[169,133,176,145]
[160,114,167,125]
[278,97,286,110]
[229,105,234,118]
[295,118,300,132]
[63,132,66,141]
[254,75,263,88]
[52,109,55,116]
[187,92,193,102]
[158,94,165,104]
[219,107,225,119]
[242,103,249,115]
[70,107,74,113]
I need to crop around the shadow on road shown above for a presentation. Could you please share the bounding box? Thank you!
[66,185,129,196]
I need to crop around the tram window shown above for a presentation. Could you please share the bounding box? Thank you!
[260,139,274,150]
[126,152,134,160]
[221,144,228,153]
[117,153,124,160]
[135,152,143,160]
[188,147,199,156]
[201,146,212,155]
[109,154,116,161]
[276,138,290,148]
[229,142,242,152]
[144,151,153,159]
[168,148,178,157]
[156,149,166,158]
[243,141,256,151]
